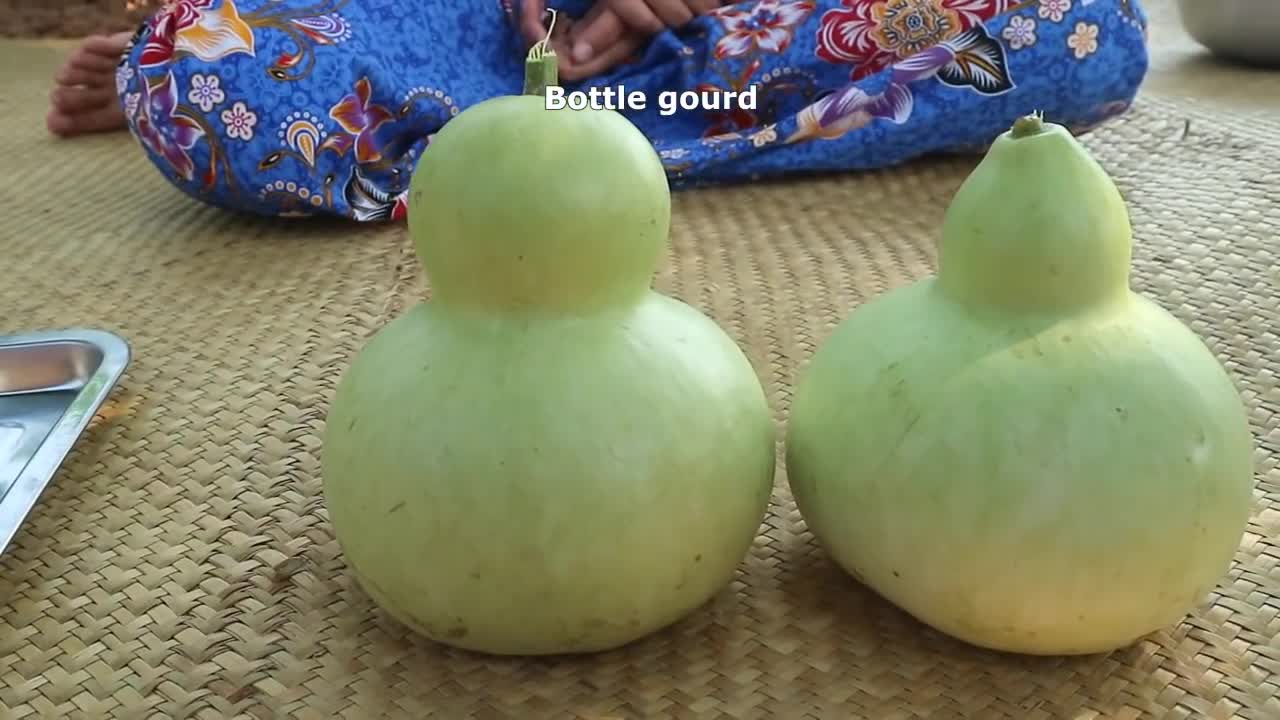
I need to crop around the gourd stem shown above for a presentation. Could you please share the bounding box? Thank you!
[524,9,559,96]
[1010,111,1047,139]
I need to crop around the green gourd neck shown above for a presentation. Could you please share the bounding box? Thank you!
[936,114,1134,315]
[413,10,667,317]
[524,11,559,97]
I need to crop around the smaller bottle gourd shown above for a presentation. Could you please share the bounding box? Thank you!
[785,113,1256,656]
[320,31,776,656]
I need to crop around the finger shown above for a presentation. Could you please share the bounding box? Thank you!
[568,8,629,64]
[549,12,577,46]
[50,85,117,113]
[519,0,549,47]
[605,0,665,35]
[68,47,121,74]
[568,0,612,41]
[686,0,723,14]
[56,63,112,89]
[81,34,131,59]
[47,104,126,137]
[560,32,645,82]
[645,0,694,27]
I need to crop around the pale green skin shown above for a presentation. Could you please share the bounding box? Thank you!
[785,119,1256,656]
[321,92,776,656]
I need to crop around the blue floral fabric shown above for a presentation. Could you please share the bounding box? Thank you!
[114,0,1150,221]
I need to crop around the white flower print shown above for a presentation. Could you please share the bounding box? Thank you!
[713,0,815,58]
[1067,21,1100,58]
[221,102,258,140]
[1001,15,1038,49]
[659,147,690,160]
[750,124,779,147]
[123,92,141,120]
[1038,0,1071,22]
[115,64,135,96]
[188,74,225,112]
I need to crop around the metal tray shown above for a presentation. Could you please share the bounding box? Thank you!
[0,329,130,556]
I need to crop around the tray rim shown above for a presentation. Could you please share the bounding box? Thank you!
[0,328,131,557]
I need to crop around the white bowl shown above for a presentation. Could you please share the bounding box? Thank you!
[1176,0,1280,67]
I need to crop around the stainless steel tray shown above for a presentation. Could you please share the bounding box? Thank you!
[0,329,130,555]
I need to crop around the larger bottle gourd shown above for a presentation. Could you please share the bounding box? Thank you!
[321,39,776,656]
[785,114,1256,656]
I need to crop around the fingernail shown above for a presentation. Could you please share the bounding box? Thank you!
[573,41,593,63]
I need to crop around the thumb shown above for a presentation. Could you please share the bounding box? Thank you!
[568,7,627,63]
[518,0,550,47]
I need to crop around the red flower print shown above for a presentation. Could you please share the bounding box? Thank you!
[713,0,816,59]
[695,59,763,137]
[701,102,759,137]
[328,77,396,164]
[391,192,409,221]
[139,0,214,68]
[816,0,1012,80]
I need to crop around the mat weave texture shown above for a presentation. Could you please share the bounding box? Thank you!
[1,15,1278,720]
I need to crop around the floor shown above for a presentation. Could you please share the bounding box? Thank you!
[1139,0,1280,117]
[0,4,1276,718]
[0,0,142,38]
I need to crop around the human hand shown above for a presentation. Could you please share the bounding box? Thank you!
[519,0,574,50]
[592,0,726,36]
[560,3,650,81]
[518,0,651,82]
[567,0,725,67]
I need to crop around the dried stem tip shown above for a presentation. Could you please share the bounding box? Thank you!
[1010,112,1048,139]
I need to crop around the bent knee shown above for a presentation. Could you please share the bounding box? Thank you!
[115,1,443,222]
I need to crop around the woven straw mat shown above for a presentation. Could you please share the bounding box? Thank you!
[1,28,1278,720]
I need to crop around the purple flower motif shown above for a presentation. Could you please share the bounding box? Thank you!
[888,44,956,84]
[787,24,1012,144]
[327,77,395,163]
[132,71,205,182]
[787,81,914,143]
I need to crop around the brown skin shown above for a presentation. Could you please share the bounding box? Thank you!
[519,0,726,81]
[47,31,133,138]
[570,0,723,61]
[49,1,722,138]
[517,0,646,82]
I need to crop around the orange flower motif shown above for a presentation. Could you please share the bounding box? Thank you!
[871,0,964,58]
[139,0,255,69]
[815,0,1013,80]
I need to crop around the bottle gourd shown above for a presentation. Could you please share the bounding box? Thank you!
[321,33,776,656]
[785,114,1256,656]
